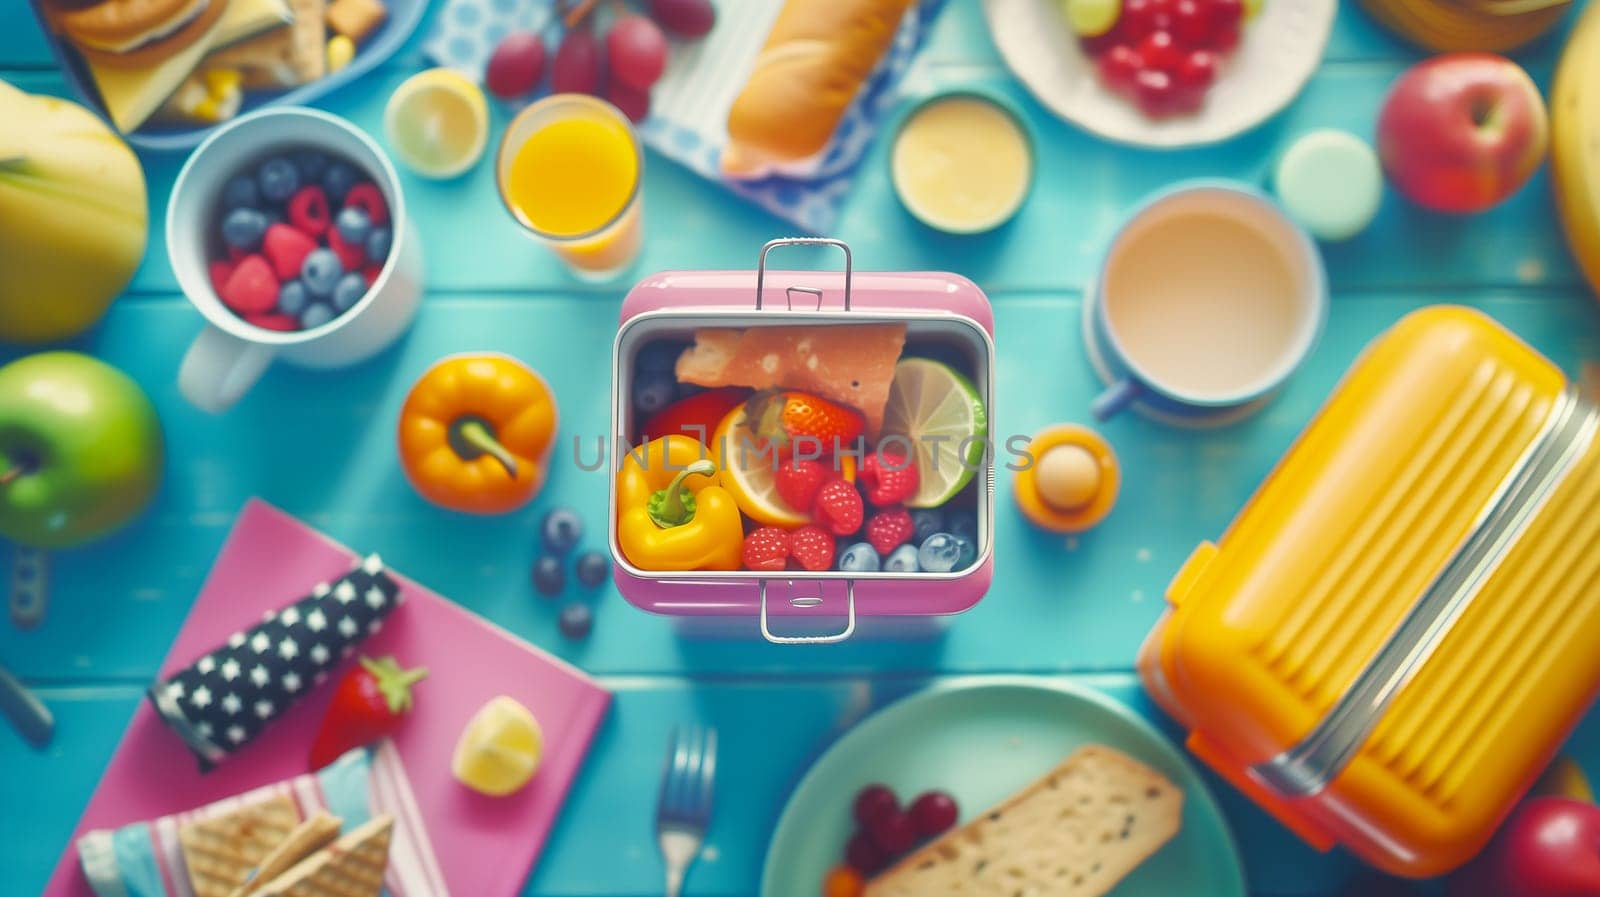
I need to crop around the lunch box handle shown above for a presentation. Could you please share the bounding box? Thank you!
[755,237,853,312]
[759,580,856,645]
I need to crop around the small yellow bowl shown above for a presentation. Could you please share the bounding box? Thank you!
[889,89,1035,235]
[1013,424,1120,533]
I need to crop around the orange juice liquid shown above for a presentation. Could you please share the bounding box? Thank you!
[502,115,641,275]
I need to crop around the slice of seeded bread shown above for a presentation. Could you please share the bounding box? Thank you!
[864,745,1184,897]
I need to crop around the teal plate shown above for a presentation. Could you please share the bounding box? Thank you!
[761,678,1247,897]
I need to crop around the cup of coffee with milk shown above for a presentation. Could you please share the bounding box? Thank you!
[1085,181,1327,424]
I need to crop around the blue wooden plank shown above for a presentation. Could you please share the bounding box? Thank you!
[5,287,1599,682]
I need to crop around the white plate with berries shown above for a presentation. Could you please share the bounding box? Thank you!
[983,0,1335,148]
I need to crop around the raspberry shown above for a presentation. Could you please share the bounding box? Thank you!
[742,527,791,571]
[788,525,836,572]
[859,448,920,506]
[865,508,915,555]
[813,479,865,536]
[775,458,829,513]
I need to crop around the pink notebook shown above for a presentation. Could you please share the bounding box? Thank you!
[45,499,612,897]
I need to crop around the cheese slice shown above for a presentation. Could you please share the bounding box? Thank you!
[88,0,289,133]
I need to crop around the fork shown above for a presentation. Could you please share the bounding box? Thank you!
[656,725,717,897]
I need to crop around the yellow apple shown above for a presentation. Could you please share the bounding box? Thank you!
[0,80,147,344]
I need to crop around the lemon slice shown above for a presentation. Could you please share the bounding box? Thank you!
[711,406,810,527]
[452,695,543,797]
[383,69,489,180]
[880,359,989,508]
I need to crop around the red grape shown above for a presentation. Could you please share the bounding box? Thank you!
[552,25,601,95]
[1135,68,1179,116]
[1120,0,1170,41]
[1171,0,1212,46]
[607,13,668,91]
[908,791,959,838]
[852,784,899,827]
[1174,49,1217,92]
[868,810,917,855]
[1137,30,1182,73]
[844,830,886,874]
[649,0,716,38]
[1098,44,1144,94]
[485,31,546,99]
[606,80,651,123]
[1210,0,1245,30]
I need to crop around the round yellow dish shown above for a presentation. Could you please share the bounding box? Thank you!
[891,93,1033,235]
[1014,424,1120,533]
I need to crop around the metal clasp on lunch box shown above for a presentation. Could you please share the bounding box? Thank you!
[759,580,856,645]
[755,238,853,312]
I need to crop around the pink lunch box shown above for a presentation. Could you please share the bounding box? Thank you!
[607,239,997,643]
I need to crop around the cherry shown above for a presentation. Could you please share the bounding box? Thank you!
[1171,0,1212,46]
[908,791,960,838]
[1137,30,1183,73]
[1135,68,1180,116]
[852,784,899,827]
[845,830,887,875]
[868,809,918,855]
[1098,44,1144,94]
[1174,49,1218,92]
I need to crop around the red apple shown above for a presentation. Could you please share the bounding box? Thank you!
[1449,797,1600,897]
[1376,52,1549,214]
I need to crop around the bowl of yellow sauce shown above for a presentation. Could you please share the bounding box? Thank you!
[890,91,1034,235]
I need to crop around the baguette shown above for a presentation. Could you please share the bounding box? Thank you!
[864,746,1184,897]
[721,0,916,180]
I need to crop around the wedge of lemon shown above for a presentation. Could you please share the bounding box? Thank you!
[452,695,542,797]
[711,406,856,527]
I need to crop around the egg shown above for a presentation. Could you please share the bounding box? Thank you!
[1035,444,1102,511]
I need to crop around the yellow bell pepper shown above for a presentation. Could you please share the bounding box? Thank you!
[617,435,743,572]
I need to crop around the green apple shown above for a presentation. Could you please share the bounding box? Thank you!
[0,352,163,548]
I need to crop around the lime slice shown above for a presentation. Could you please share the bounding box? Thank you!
[880,358,988,508]
[383,69,489,180]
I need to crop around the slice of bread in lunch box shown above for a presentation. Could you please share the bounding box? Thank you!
[864,745,1184,897]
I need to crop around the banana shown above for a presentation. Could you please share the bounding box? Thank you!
[1552,0,1600,302]
[1358,0,1570,52]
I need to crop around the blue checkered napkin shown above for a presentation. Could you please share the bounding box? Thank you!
[423,0,947,234]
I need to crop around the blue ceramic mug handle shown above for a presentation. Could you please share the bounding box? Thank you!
[1092,378,1143,421]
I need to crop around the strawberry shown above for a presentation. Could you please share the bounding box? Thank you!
[642,387,750,440]
[747,390,865,457]
[775,458,830,512]
[859,448,921,506]
[308,656,427,771]
[742,526,791,571]
[813,479,865,536]
[788,525,836,572]
[865,507,916,555]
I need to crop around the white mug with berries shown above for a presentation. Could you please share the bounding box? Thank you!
[169,107,423,413]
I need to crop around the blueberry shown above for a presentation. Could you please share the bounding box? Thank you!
[837,542,880,573]
[277,280,309,316]
[257,156,300,203]
[322,160,359,203]
[299,303,335,329]
[300,248,343,297]
[541,507,584,555]
[910,508,946,544]
[331,271,366,313]
[335,206,372,245]
[558,603,593,639]
[884,544,920,573]
[221,207,268,251]
[575,551,610,587]
[532,555,564,596]
[632,372,676,414]
[291,149,329,182]
[954,534,977,569]
[221,174,260,211]
[946,510,978,544]
[366,226,392,263]
[636,340,685,374]
[918,533,964,574]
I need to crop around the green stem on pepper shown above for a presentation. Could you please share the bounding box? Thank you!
[648,460,716,528]
[450,417,518,480]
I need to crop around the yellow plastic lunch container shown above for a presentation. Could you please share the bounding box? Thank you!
[1138,306,1600,878]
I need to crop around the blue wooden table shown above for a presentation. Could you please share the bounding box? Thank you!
[4,2,1598,895]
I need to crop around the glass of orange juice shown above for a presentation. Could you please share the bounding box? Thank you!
[496,93,644,281]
